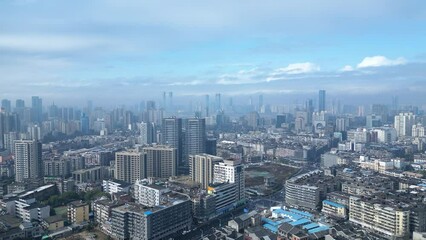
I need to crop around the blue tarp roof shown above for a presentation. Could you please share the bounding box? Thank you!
[308,226,329,234]
[273,209,303,220]
[289,209,313,218]
[261,217,281,226]
[263,224,278,233]
[290,218,311,226]
[323,200,345,208]
[303,223,320,230]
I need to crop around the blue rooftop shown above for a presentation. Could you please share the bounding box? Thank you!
[289,209,313,218]
[290,218,311,226]
[303,223,320,230]
[144,211,153,216]
[263,224,278,233]
[323,200,345,208]
[308,226,329,234]
[273,209,303,220]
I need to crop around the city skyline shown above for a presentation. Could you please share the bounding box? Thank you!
[0,1,426,104]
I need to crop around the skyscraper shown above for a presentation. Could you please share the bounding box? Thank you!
[14,140,42,182]
[215,93,221,112]
[189,154,223,189]
[161,117,183,169]
[1,99,11,113]
[114,151,146,184]
[31,96,43,123]
[205,95,210,117]
[185,118,206,163]
[80,113,90,134]
[318,90,326,112]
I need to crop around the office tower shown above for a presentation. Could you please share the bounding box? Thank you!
[276,114,286,128]
[247,111,259,129]
[185,118,206,162]
[215,93,221,112]
[146,101,156,111]
[80,113,90,134]
[161,117,183,168]
[143,146,177,178]
[391,96,399,112]
[335,117,349,132]
[162,92,167,109]
[205,95,210,117]
[213,159,245,201]
[1,99,11,113]
[189,154,223,189]
[318,90,326,112]
[14,140,42,182]
[114,151,146,184]
[394,113,416,137]
[15,99,25,109]
[205,138,217,155]
[31,96,43,123]
[168,92,173,111]
[258,94,263,111]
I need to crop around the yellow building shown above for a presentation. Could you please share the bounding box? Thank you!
[43,215,65,231]
[322,200,347,219]
[68,201,89,224]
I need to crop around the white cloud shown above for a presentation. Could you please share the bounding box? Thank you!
[274,62,320,75]
[340,65,354,72]
[356,56,406,68]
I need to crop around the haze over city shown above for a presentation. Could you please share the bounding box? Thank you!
[1,1,426,106]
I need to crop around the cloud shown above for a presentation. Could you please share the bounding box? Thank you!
[340,65,354,72]
[273,62,320,75]
[356,56,406,68]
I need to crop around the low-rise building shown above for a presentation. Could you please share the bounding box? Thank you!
[322,200,347,219]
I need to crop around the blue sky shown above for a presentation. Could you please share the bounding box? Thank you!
[0,0,426,105]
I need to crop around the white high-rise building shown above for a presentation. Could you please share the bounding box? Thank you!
[412,123,425,137]
[394,113,416,137]
[213,159,245,201]
[14,140,42,182]
[189,154,223,189]
[138,122,148,145]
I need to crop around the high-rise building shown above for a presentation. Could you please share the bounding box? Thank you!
[189,154,223,189]
[1,99,11,113]
[276,114,287,128]
[31,96,43,123]
[161,117,183,169]
[80,113,89,134]
[215,93,221,113]
[213,159,245,202]
[114,151,146,184]
[205,95,210,117]
[14,140,43,182]
[318,90,326,112]
[258,94,264,111]
[394,113,416,137]
[185,118,206,165]
[143,146,177,178]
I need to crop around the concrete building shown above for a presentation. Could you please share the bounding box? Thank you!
[413,123,425,137]
[68,201,89,224]
[143,145,177,178]
[111,193,192,240]
[213,159,245,202]
[72,166,107,183]
[93,199,124,235]
[15,198,50,222]
[189,154,223,189]
[161,117,183,171]
[134,180,170,207]
[184,118,206,166]
[14,140,42,182]
[114,151,146,184]
[394,112,416,137]
[207,182,237,214]
[102,179,130,195]
[349,196,410,238]
[322,200,347,219]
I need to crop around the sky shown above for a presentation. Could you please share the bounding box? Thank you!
[1,0,426,106]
